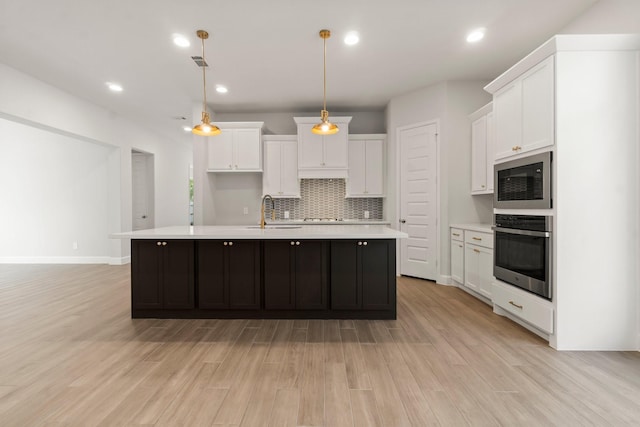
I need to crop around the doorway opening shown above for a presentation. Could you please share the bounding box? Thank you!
[131,150,155,231]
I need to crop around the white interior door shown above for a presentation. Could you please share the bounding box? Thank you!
[132,151,154,231]
[399,123,438,280]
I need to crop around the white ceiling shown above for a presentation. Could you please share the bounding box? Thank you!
[0,0,598,141]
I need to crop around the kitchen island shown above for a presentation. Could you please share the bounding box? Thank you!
[112,225,407,319]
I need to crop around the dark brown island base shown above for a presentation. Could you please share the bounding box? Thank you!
[118,225,407,320]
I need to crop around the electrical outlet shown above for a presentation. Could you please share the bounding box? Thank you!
[364,211,370,219]
[243,207,249,215]
[284,211,290,219]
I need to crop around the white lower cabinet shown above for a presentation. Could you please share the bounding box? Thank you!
[492,280,554,334]
[450,226,493,302]
[450,228,464,284]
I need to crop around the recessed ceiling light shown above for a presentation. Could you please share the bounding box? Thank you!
[216,85,228,94]
[183,126,192,132]
[344,31,359,46]
[173,34,190,47]
[466,28,485,43]
[106,82,123,92]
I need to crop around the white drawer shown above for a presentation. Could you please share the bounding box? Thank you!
[450,228,464,242]
[492,281,554,334]
[464,230,493,249]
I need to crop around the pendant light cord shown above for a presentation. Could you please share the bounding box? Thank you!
[322,35,327,112]
[201,35,207,114]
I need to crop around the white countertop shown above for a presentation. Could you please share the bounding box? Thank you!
[449,223,493,233]
[111,225,408,240]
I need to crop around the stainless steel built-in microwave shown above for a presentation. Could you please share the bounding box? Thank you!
[494,152,552,209]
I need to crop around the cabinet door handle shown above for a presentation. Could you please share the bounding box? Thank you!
[509,300,523,309]
[228,241,233,246]
[296,241,300,246]
[458,244,463,248]
[224,241,228,246]
[472,237,482,241]
[156,241,162,246]
[290,241,295,246]
[363,241,368,246]
[452,233,460,237]
[162,242,167,246]
[229,164,232,168]
[358,241,362,246]
[473,248,480,253]
[235,165,238,169]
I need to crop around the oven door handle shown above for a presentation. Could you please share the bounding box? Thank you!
[493,226,551,238]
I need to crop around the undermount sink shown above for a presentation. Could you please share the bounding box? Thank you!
[245,225,302,229]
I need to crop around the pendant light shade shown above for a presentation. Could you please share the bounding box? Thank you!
[311,29,339,135]
[192,30,221,137]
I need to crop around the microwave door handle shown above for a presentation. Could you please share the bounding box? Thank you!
[493,226,551,238]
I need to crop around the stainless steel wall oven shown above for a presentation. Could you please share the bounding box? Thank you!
[493,214,552,300]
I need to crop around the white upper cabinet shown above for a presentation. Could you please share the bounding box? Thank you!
[262,136,300,198]
[493,56,555,161]
[207,122,264,172]
[294,116,352,178]
[469,103,494,194]
[346,135,385,197]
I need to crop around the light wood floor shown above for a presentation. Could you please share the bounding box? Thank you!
[1,265,639,426]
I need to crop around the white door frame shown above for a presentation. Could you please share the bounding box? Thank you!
[395,119,441,281]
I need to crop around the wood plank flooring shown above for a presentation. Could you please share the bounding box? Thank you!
[1,264,639,426]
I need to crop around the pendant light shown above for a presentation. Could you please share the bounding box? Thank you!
[192,30,221,136]
[311,29,339,135]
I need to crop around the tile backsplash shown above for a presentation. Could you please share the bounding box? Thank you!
[272,179,383,220]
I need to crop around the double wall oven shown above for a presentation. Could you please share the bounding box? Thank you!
[493,152,553,300]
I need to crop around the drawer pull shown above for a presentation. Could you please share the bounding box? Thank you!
[296,241,300,246]
[224,242,228,246]
[509,300,523,309]
[162,242,167,246]
[358,241,362,246]
[473,248,480,253]
[472,237,482,241]
[452,233,460,237]
[458,244,463,248]
[228,241,233,246]
[363,241,368,246]
[290,241,295,246]
[156,241,162,246]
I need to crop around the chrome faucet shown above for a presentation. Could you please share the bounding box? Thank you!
[260,194,275,229]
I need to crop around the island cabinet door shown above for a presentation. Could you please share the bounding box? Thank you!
[330,240,361,309]
[197,241,227,309]
[132,239,194,310]
[330,239,395,310]
[226,240,261,309]
[198,240,261,309]
[361,239,395,310]
[263,240,296,309]
[161,240,195,309]
[132,240,163,309]
[294,240,328,310]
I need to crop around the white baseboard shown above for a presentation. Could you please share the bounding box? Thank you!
[0,256,111,264]
[109,256,131,265]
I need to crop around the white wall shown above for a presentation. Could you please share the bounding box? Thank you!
[385,81,492,283]
[561,0,640,34]
[0,63,192,264]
